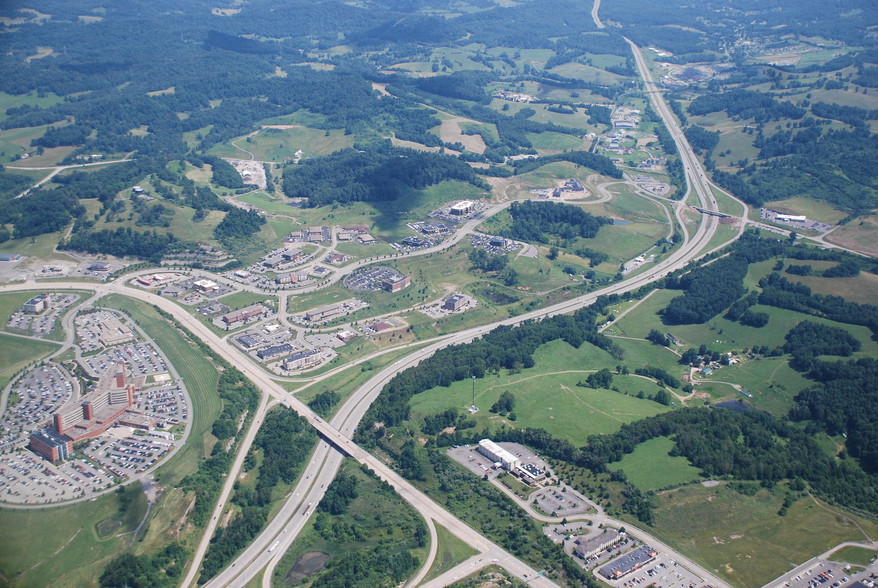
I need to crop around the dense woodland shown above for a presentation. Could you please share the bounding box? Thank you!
[499,201,612,244]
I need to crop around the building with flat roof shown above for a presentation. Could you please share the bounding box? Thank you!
[282,349,322,371]
[573,529,622,560]
[381,274,411,293]
[443,294,466,311]
[193,279,219,292]
[236,334,260,349]
[515,462,547,484]
[256,343,294,361]
[221,304,269,327]
[29,428,73,461]
[98,317,134,347]
[598,545,657,580]
[477,439,520,470]
[87,262,112,271]
[305,302,346,322]
[23,294,50,314]
[450,200,475,215]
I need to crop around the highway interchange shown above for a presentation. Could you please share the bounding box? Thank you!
[4,31,863,588]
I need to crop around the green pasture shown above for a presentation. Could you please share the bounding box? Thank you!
[527,131,583,152]
[100,294,222,483]
[608,437,702,491]
[208,126,353,162]
[260,109,329,128]
[549,62,628,85]
[0,91,62,124]
[790,270,878,306]
[409,339,671,446]
[0,484,146,588]
[650,484,878,588]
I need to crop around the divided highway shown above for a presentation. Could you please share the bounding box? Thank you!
[0,41,737,588]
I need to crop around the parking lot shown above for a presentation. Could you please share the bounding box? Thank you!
[343,266,405,291]
[1,364,76,452]
[80,342,166,378]
[5,293,79,338]
[602,550,706,588]
[470,234,522,255]
[137,382,188,422]
[531,485,592,517]
[774,557,878,588]
[446,441,552,483]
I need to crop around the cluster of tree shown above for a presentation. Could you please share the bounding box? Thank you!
[282,143,486,207]
[758,272,878,337]
[490,391,516,416]
[60,227,176,263]
[468,248,509,273]
[99,544,188,588]
[791,357,878,474]
[782,320,861,370]
[187,155,245,189]
[357,304,622,435]
[584,368,614,389]
[199,407,315,581]
[210,369,260,441]
[712,128,877,215]
[0,168,33,201]
[811,102,878,128]
[508,150,622,179]
[688,89,806,122]
[573,246,609,268]
[311,544,419,588]
[213,208,265,247]
[683,125,720,154]
[634,366,680,389]
[422,408,476,435]
[646,329,670,347]
[662,255,749,324]
[416,71,493,103]
[318,474,359,516]
[499,200,611,244]
[32,124,91,148]
[308,389,341,417]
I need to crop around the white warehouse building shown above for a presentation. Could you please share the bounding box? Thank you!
[478,439,521,471]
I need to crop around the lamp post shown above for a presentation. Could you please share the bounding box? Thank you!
[471,375,476,412]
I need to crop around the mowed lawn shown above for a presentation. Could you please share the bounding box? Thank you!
[0,332,59,390]
[424,523,479,583]
[101,294,222,484]
[409,340,672,446]
[608,436,702,491]
[651,484,878,588]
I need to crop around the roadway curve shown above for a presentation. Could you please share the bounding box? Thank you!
[0,41,732,588]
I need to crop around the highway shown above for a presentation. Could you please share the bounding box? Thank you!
[0,39,738,588]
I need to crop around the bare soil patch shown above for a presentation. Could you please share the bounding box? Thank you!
[284,551,330,584]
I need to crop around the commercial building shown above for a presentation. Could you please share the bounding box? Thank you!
[221,304,269,327]
[193,279,219,292]
[598,545,657,580]
[381,274,411,293]
[573,529,623,560]
[477,439,521,471]
[516,462,547,484]
[450,200,475,216]
[256,343,294,361]
[282,350,322,371]
[443,294,466,311]
[87,262,112,272]
[305,302,347,322]
[23,294,50,314]
[282,248,305,262]
[236,334,261,349]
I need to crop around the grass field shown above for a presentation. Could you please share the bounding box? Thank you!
[208,125,353,162]
[789,270,878,306]
[423,523,479,583]
[650,484,878,588]
[829,545,878,567]
[608,436,702,491]
[409,339,672,445]
[761,197,848,225]
[217,291,276,310]
[100,294,222,483]
[527,131,582,152]
[0,484,146,588]
[0,332,60,390]
[272,458,427,587]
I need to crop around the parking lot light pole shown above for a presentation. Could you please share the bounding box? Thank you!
[471,375,476,411]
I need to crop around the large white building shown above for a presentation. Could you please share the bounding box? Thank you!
[477,439,521,471]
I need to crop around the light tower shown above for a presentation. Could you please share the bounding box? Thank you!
[469,375,479,414]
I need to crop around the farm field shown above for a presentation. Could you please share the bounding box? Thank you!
[608,436,702,491]
[207,125,354,162]
[650,483,878,588]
